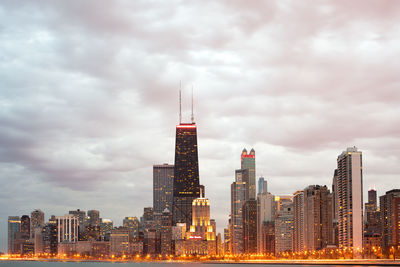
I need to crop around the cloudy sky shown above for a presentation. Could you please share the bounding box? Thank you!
[1,0,400,252]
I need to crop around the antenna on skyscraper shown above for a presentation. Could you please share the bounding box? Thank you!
[179,81,182,124]
[191,85,194,123]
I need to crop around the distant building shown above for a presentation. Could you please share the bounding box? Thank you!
[303,185,333,251]
[257,192,275,253]
[56,214,79,243]
[380,189,400,254]
[241,148,256,199]
[122,217,139,241]
[160,209,173,256]
[30,209,44,240]
[42,222,57,255]
[293,190,305,253]
[87,210,100,226]
[173,122,201,228]
[258,177,268,195]
[243,199,257,254]
[336,147,363,255]
[153,164,174,213]
[231,169,249,254]
[275,196,293,254]
[69,209,86,237]
[20,215,30,239]
[110,227,130,257]
[8,216,20,254]
[100,218,113,241]
[174,197,216,256]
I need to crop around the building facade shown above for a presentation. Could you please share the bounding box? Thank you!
[153,164,174,213]
[173,123,200,228]
[336,147,363,255]
[241,148,256,199]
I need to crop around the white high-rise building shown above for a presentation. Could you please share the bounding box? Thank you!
[336,147,363,255]
[56,214,79,243]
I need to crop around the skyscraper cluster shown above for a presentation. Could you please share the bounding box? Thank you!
[7,94,221,258]
[6,97,400,260]
[224,146,400,259]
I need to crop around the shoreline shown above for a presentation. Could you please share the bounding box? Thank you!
[2,258,400,265]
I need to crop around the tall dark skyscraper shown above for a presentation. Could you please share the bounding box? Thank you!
[172,90,200,227]
[172,122,200,227]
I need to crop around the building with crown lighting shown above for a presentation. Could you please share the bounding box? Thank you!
[174,197,216,256]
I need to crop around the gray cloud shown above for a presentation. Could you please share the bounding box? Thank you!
[1,0,400,252]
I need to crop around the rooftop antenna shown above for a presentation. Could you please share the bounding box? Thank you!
[191,85,194,123]
[179,81,182,124]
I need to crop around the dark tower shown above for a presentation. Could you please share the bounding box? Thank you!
[172,89,200,227]
[172,123,200,227]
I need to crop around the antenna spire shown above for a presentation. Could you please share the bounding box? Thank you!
[179,81,182,124]
[191,85,194,123]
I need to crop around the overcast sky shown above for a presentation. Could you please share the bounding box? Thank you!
[1,0,400,252]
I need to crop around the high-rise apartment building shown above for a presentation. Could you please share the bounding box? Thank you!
[257,192,275,253]
[380,189,400,253]
[56,214,79,243]
[274,196,294,254]
[123,217,139,241]
[30,209,44,240]
[20,215,30,239]
[336,147,363,255]
[8,216,20,254]
[87,210,100,226]
[153,164,174,213]
[258,177,268,195]
[100,218,113,241]
[160,209,173,256]
[110,227,130,256]
[231,169,249,254]
[69,209,86,236]
[293,190,305,252]
[173,122,200,227]
[243,199,257,253]
[241,148,256,199]
[303,185,332,251]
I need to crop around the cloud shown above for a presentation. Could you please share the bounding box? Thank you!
[1,0,400,252]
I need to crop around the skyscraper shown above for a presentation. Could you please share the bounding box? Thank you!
[8,216,20,254]
[160,209,173,256]
[153,164,174,213]
[380,189,400,253]
[243,199,257,253]
[258,176,268,195]
[30,209,44,240]
[123,217,140,241]
[231,169,249,254]
[69,209,86,236]
[293,190,305,253]
[56,214,79,243]
[257,191,275,253]
[173,122,200,227]
[20,215,30,239]
[336,147,363,255]
[87,210,100,226]
[274,196,294,254]
[303,185,332,251]
[241,148,256,199]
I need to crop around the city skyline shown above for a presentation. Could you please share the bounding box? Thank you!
[1,1,400,254]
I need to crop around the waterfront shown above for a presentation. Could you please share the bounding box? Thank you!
[2,260,400,266]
